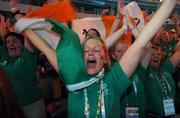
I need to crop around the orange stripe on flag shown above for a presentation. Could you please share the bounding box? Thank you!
[101,15,115,38]
[24,0,77,23]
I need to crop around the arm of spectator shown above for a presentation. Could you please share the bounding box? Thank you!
[140,42,153,69]
[105,18,127,49]
[23,36,35,52]
[119,0,176,77]
[105,1,129,49]
[109,0,124,34]
[24,29,59,73]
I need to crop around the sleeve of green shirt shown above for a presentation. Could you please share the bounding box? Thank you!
[134,64,146,80]
[110,62,131,95]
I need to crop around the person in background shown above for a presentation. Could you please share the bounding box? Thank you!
[144,43,180,118]
[110,38,153,118]
[0,32,47,118]
[108,2,153,117]
[110,40,129,62]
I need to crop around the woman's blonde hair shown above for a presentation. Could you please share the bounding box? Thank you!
[82,37,111,70]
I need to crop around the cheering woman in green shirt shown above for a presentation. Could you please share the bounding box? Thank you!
[16,0,176,117]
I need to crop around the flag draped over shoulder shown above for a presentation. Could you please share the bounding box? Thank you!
[24,0,77,23]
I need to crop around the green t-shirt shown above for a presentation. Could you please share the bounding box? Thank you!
[68,63,130,118]
[46,19,130,118]
[0,46,41,106]
[120,65,146,118]
[143,58,175,116]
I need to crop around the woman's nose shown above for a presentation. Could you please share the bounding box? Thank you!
[88,50,93,56]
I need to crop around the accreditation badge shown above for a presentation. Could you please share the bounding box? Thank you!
[125,107,139,118]
[163,99,175,116]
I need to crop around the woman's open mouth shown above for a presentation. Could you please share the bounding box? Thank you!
[87,59,97,69]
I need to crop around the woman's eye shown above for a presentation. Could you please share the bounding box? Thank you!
[6,41,10,44]
[94,49,100,53]
[84,49,89,53]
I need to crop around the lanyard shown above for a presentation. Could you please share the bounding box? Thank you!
[151,70,172,99]
[84,80,106,118]
[150,70,175,116]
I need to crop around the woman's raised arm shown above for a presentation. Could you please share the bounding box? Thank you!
[24,29,59,73]
[119,0,176,77]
